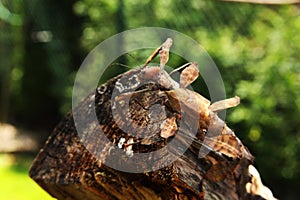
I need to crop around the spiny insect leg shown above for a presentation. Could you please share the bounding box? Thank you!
[209,96,240,112]
[142,38,173,69]
[179,62,199,88]
[169,62,199,88]
[159,38,173,74]
[142,47,161,69]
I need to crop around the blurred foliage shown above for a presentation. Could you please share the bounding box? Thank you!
[0,0,300,199]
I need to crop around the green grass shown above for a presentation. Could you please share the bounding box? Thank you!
[0,154,55,200]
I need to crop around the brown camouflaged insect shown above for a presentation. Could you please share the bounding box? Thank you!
[149,39,253,181]
[112,38,253,181]
[139,39,242,145]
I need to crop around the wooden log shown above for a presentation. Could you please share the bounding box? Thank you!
[29,39,276,200]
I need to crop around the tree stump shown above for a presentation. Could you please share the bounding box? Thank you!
[29,39,276,200]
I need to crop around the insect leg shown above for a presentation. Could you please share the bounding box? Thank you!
[142,38,173,69]
[140,38,178,89]
[179,62,199,88]
[169,62,199,88]
[142,47,161,68]
[209,96,240,112]
[159,38,173,73]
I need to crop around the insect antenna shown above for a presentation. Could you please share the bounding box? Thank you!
[110,51,147,70]
[110,62,134,69]
[126,53,146,68]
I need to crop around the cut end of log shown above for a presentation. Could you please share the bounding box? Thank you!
[246,165,278,200]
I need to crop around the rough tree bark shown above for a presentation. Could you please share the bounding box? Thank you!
[29,39,276,200]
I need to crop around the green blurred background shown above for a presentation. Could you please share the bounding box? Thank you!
[0,0,300,199]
